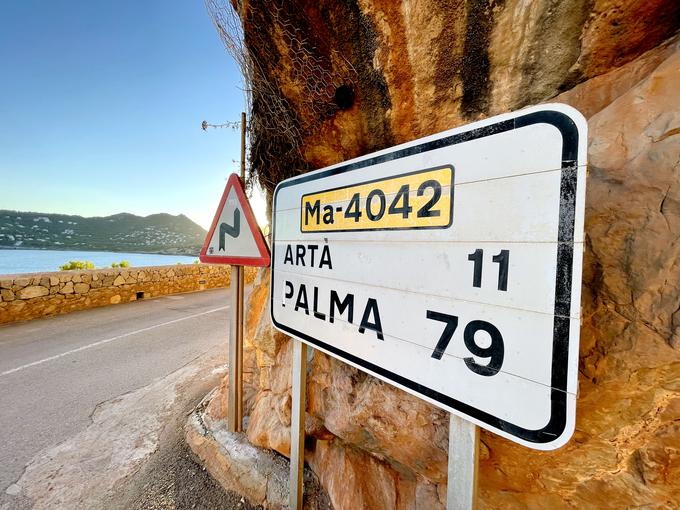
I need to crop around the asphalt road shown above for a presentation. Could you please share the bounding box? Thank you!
[0,288,232,500]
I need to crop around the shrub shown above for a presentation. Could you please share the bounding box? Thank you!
[111,260,130,268]
[111,262,119,268]
[59,260,94,271]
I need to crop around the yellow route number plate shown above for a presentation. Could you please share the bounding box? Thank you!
[300,166,454,232]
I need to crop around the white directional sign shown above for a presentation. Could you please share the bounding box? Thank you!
[200,173,270,266]
[270,104,587,450]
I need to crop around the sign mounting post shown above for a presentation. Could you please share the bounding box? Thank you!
[200,112,270,432]
[289,339,308,510]
[270,104,587,506]
[447,415,479,509]
[233,111,246,432]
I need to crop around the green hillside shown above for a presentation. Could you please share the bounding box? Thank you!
[0,210,206,255]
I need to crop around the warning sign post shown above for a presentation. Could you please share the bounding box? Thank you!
[200,115,270,433]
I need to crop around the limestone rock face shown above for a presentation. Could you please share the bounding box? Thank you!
[200,2,680,508]
[307,438,445,510]
[239,0,679,195]
[307,353,450,484]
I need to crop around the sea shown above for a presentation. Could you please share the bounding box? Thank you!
[0,249,198,276]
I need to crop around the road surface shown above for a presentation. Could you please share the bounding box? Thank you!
[0,288,232,509]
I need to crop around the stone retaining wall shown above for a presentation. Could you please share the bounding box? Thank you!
[0,264,257,325]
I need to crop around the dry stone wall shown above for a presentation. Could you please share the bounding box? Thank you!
[0,265,257,325]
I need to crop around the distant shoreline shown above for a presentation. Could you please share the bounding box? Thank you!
[0,246,199,257]
[0,209,205,259]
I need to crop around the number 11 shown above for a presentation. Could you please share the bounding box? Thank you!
[467,249,509,291]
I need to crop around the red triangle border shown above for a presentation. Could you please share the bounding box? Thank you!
[199,174,271,267]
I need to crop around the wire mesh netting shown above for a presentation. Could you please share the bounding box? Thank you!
[204,0,358,198]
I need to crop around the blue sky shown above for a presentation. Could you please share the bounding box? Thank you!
[0,0,262,230]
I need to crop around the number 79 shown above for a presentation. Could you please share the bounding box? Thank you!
[426,311,505,376]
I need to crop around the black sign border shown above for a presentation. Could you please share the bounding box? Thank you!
[270,109,580,446]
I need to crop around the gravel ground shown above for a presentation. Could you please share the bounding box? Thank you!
[121,436,261,510]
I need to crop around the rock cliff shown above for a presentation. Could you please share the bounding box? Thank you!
[200,1,680,508]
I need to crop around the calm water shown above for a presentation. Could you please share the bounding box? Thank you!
[0,249,198,275]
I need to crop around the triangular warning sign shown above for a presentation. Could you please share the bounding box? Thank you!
[199,174,270,266]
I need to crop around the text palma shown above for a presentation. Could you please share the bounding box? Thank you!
[282,281,384,340]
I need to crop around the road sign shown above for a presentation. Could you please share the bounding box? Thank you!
[200,173,270,267]
[270,104,587,450]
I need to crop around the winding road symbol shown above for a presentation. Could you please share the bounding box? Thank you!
[199,173,270,267]
[218,209,240,251]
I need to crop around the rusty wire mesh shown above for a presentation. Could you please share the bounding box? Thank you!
[204,0,357,196]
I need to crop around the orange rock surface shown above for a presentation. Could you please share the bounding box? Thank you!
[196,1,680,508]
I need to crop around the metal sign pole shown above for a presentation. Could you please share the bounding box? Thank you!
[228,268,243,432]
[447,414,479,510]
[227,112,248,433]
[289,339,307,510]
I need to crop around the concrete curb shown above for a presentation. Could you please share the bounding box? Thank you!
[185,393,331,510]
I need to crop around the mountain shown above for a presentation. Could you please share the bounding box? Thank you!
[0,210,207,255]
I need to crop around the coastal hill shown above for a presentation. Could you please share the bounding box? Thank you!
[0,210,206,255]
